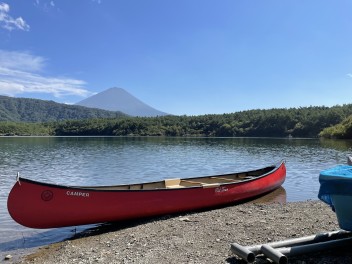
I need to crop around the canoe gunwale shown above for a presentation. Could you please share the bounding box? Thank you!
[12,160,285,192]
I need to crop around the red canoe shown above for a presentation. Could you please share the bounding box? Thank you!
[7,160,286,229]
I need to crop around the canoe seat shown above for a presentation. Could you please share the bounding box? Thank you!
[165,178,185,189]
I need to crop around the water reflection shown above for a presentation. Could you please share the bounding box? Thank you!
[319,138,352,151]
[251,187,287,204]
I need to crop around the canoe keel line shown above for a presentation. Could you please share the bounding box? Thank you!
[7,160,286,229]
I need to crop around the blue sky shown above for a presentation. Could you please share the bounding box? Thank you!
[0,0,351,115]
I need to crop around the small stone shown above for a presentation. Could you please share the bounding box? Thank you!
[4,255,12,260]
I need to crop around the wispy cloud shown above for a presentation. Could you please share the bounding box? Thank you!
[347,73,352,78]
[34,0,58,12]
[0,2,30,31]
[0,50,45,71]
[0,50,93,99]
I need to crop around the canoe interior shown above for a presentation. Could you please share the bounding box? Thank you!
[64,164,277,191]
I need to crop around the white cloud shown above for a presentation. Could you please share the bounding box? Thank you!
[347,73,352,78]
[0,50,45,72]
[0,2,9,12]
[0,50,93,99]
[0,2,30,31]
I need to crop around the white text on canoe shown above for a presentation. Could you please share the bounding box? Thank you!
[66,191,90,197]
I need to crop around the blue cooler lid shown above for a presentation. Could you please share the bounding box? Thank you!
[318,165,352,210]
[320,165,352,180]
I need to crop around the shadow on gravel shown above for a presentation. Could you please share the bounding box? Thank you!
[69,215,176,240]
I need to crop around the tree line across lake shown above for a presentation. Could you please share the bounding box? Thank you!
[1,104,352,139]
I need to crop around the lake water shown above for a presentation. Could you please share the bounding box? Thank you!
[1,136,352,260]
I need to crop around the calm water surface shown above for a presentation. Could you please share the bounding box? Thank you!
[1,137,351,260]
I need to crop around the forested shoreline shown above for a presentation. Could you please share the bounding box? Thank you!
[0,95,126,122]
[1,105,352,139]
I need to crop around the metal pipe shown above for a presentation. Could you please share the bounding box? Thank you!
[261,245,288,264]
[276,236,352,257]
[246,230,350,255]
[230,243,255,263]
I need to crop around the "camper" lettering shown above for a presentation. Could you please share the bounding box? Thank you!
[66,191,90,197]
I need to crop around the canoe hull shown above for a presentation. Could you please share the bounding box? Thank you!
[8,161,286,229]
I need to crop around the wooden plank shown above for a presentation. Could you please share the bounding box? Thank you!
[166,185,185,189]
[210,177,237,182]
[202,183,221,188]
[181,180,204,185]
[164,178,181,187]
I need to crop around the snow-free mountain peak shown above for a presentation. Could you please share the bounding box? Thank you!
[76,87,168,117]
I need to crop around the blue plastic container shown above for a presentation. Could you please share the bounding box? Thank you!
[318,165,352,231]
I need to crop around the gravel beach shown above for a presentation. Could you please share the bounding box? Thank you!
[8,196,352,264]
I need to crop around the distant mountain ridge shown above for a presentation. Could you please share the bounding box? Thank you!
[0,95,126,122]
[75,87,169,117]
